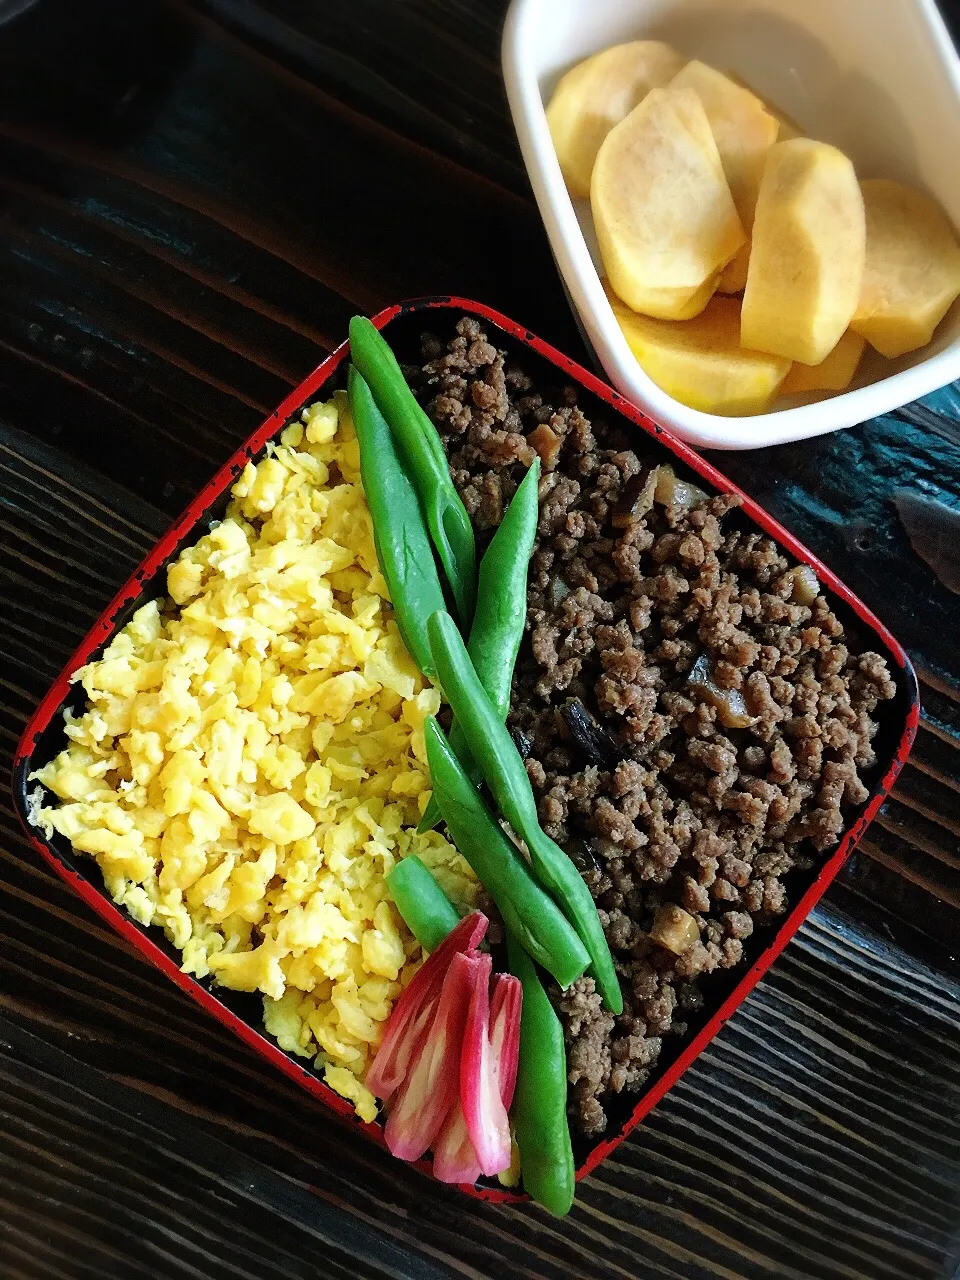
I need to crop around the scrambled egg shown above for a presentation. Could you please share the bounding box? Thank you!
[32,396,477,1123]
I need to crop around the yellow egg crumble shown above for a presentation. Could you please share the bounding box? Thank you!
[31,395,478,1123]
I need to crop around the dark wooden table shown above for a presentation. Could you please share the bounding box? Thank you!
[2,3,960,1277]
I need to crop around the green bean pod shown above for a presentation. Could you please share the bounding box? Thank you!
[349,316,476,625]
[419,457,540,832]
[425,717,589,989]
[426,610,623,1015]
[506,933,575,1217]
[386,855,459,953]
[467,455,541,715]
[347,367,446,682]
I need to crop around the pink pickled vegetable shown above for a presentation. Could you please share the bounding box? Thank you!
[366,911,487,1101]
[489,973,522,1110]
[460,952,512,1176]
[432,974,523,1182]
[364,907,524,1184]
[432,1099,482,1185]
[384,950,478,1161]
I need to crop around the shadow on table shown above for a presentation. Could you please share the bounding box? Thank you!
[0,0,195,144]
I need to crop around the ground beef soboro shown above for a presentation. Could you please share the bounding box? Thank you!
[413,318,897,1137]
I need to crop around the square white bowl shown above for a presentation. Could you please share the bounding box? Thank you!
[502,0,960,450]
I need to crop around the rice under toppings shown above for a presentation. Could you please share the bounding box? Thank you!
[413,317,897,1137]
[31,396,478,1123]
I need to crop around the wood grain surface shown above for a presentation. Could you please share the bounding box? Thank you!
[1,2,959,1277]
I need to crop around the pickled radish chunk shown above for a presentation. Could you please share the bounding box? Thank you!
[780,329,866,394]
[546,41,686,198]
[669,60,779,230]
[609,291,790,415]
[742,139,865,365]
[591,87,745,320]
[852,179,960,357]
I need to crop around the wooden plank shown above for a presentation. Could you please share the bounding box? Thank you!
[0,1017,457,1280]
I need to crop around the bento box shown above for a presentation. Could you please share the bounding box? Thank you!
[12,298,919,1203]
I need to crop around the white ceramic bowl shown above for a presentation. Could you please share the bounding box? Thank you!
[502,0,960,450]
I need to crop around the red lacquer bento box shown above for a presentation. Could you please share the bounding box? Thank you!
[12,298,919,1202]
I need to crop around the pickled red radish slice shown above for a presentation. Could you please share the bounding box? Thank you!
[366,911,487,1102]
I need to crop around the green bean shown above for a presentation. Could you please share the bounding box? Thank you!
[426,610,623,1015]
[349,316,476,624]
[347,367,445,682]
[419,457,540,832]
[466,456,541,716]
[506,933,575,1217]
[386,855,459,953]
[425,718,588,989]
